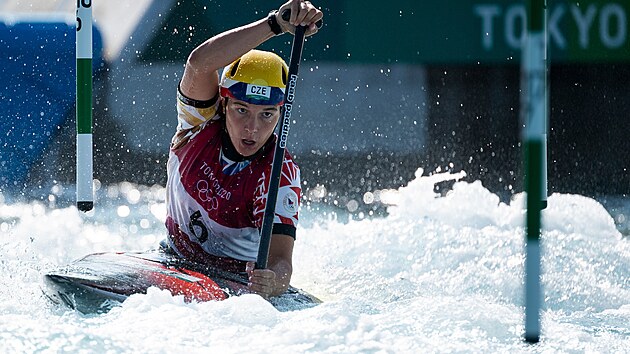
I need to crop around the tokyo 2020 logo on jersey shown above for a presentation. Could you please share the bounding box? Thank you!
[196,179,219,211]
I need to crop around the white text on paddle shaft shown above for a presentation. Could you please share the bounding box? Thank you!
[475,3,628,50]
[199,162,232,200]
[279,74,298,149]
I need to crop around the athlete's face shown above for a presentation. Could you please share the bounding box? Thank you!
[224,98,281,157]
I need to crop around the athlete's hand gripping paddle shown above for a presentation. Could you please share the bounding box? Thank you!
[256,10,322,269]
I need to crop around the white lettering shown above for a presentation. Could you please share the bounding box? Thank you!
[286,74,298,103]
[198,162,230,200]
[279,103,292,148]
[505,5,527,49]
[571,4,597,48]
[278,74,298,149]
[476,2,628,54]
[475,5,501,49]
[600,4,627,48]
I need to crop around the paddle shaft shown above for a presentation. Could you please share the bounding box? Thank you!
[256,24,307,270]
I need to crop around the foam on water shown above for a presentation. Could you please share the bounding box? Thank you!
[1,169,628,353]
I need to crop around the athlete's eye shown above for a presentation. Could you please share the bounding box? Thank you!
[236,107,247,114]
[261,111,274,120]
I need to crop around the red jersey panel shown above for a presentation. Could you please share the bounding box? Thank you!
[165,93,301,263]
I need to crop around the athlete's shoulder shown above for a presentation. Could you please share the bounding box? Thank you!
[176,86,221,129]
[282,149,300,170]
[173,86,223,149]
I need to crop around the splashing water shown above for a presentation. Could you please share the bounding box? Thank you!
[0,169,628,353]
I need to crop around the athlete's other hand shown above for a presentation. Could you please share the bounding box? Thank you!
[277,0,323,37]
[246,261,277,299]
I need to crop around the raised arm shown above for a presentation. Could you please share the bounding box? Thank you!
[179,0,322,102]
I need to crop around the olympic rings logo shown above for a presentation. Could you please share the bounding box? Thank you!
[196,180,219,211]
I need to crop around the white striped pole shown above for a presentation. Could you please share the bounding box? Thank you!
[522,0,547,344]
[76,0,93,211]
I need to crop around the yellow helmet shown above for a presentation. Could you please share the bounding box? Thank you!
[220,49,288,106]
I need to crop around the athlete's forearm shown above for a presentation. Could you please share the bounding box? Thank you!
[186,18,275,76]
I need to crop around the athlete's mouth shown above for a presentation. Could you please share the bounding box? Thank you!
[242,139,256,146]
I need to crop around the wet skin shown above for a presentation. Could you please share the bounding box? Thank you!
[224,99,281,157]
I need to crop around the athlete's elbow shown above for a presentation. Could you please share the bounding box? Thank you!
[186,44,217,74]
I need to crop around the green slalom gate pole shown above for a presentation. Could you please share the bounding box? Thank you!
[76,0,93,212]
[522,0,548,344]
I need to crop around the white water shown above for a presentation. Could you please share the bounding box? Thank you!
[1,169,628,353]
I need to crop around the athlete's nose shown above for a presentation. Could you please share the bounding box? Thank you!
[245,119,259,134]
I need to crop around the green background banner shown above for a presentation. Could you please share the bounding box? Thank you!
[138,0,630,64]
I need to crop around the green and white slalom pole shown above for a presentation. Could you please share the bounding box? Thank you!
[76,0,93,212]
[521,0,548,344]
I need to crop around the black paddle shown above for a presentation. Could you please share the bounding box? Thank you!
[256,11,321,269]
